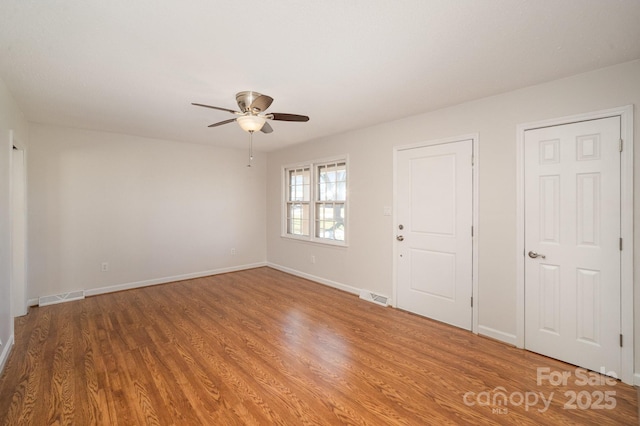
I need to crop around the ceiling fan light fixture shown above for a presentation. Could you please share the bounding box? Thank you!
[237,115,266,132]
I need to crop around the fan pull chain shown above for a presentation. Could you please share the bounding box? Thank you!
[247,131,254,167]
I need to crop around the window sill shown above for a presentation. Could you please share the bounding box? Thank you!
[280,234,348,248]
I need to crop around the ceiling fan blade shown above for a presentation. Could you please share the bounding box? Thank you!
[208,118,237,128]
[260,122,274,134]
[270,113,310,122]
[192,103,239,114]
[250,95,274,112]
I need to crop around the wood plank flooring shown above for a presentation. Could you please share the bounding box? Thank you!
[0,267,637,425]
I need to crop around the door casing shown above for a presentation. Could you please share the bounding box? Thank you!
[516,105,634,384]
[393,134,479,334]
[10,130,28,318]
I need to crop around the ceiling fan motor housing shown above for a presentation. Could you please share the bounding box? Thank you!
[236,91,263,113]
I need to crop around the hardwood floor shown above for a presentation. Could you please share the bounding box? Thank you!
[0,267,637,425]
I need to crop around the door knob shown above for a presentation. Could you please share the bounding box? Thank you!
[528,251,546,259]
[396,235,404,241]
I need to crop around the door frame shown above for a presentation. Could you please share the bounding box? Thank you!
[515,105,634,384]
[393,134,479,333]
[10,130,28,318]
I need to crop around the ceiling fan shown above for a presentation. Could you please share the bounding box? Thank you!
[192,91,309,134]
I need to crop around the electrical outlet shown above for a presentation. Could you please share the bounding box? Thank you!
[230,248,236,255]
[311,255,316,264]
[101,262,109,272]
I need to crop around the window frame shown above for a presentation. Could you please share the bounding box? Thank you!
[282,156,348,247]
[284,166,311,239]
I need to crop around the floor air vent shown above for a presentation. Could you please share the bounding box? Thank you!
[359,290,389,307]
[39,290,85,307]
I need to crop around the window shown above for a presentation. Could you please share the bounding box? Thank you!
[284,159,347,245]
[316,161,346,241]
[285,167,310,237]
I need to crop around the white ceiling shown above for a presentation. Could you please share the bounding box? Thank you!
[1,1,639,152]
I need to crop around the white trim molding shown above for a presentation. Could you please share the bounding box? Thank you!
[516,105,634,384]
[84,262,267,297]
[392,134,480,334]
[267,262,362,296]
[478,325,517,346]
[0,333,15,375]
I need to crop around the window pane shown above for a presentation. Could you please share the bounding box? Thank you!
[318,182,326,200]
[336,182,346,200]
[318,162,346,202]
[336,165,346,201]
[327,181,336,200]
[288,168,310,202]
[303,171,310,200]
[315,203,345,241]
[287,203,309,236]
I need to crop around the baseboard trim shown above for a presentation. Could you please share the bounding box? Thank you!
[634,373,640,386]
[83,262,268,297]
[478,325,517,346]
[267,263,361,296]
[0,333,15,376]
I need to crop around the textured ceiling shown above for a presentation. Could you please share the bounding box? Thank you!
[1,0,639,151]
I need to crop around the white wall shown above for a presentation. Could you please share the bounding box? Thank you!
[28,124,266,298]
[0,76,29,371]
[266,60,640,371]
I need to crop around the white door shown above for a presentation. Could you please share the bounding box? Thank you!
[524,116,621,374]
[396,140,473,330]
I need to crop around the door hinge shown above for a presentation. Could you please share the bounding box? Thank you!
[471,155,474,167]
[471,296,473,308]
[619,139,623,152]
[471,226,474,237]
[620,334,623,347]
[619,237,623,251]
